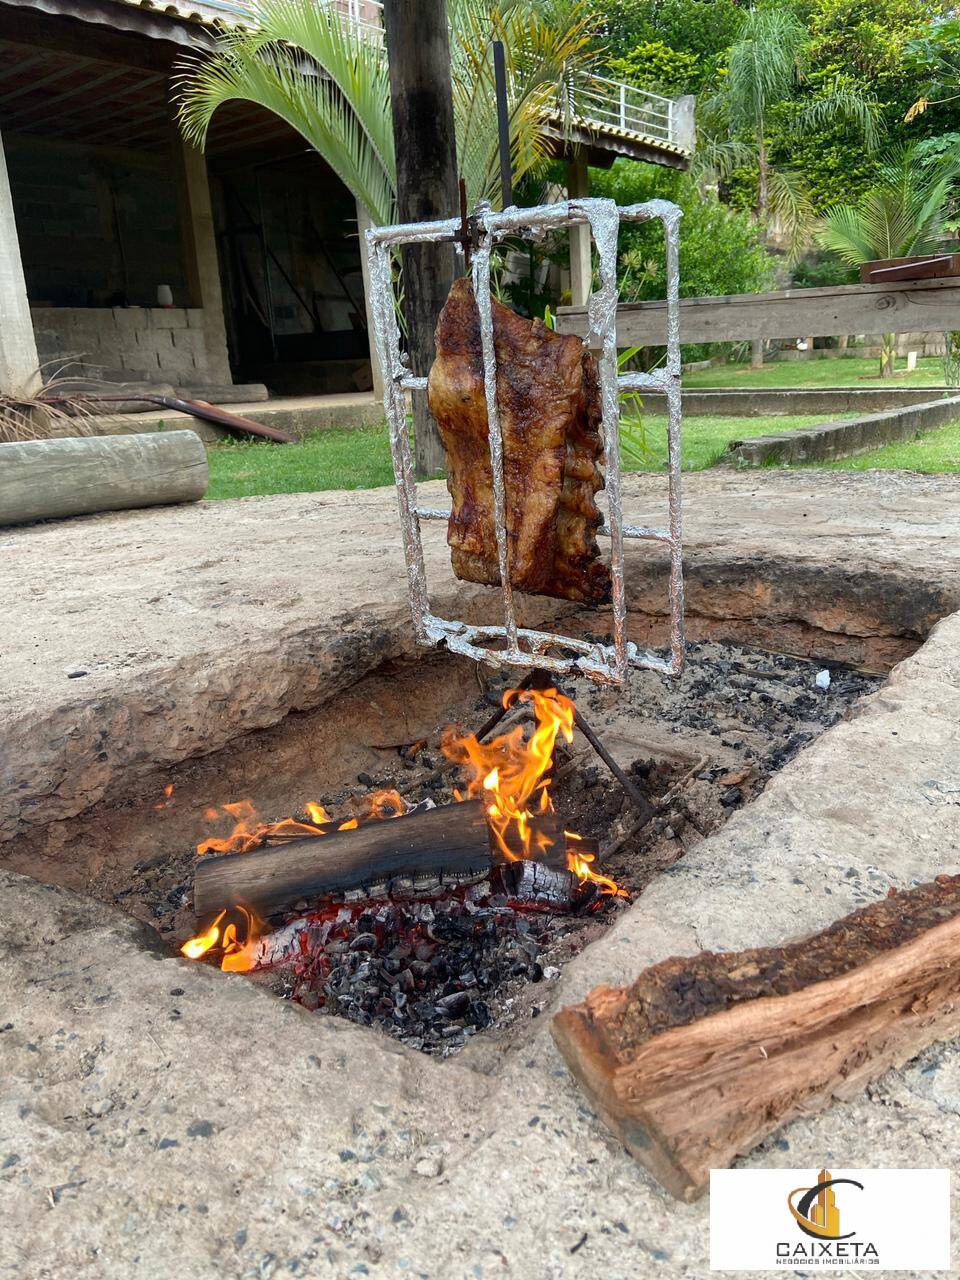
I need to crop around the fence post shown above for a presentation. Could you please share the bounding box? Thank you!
[619,81,626,130]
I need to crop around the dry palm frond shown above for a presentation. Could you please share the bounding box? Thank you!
[0,363,121,444]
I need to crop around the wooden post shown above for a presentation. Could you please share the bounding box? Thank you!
[383,0,459,479]
[566,150,592,308]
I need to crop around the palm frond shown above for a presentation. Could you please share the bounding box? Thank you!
[765,166,815,257]
[816,143,960,265]
[724,7,806,132]
[176,0,602,225]
[176,8,395,223]
[792,83,881,151]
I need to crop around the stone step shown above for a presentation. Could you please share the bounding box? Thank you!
[174,383,269,405]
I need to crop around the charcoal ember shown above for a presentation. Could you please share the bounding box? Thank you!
[437,990,470,1017]
[496,860,580,909]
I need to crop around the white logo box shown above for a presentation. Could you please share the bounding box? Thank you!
[710,1168,951,1271]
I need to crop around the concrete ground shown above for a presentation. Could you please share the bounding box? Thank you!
[2,470,960,1278]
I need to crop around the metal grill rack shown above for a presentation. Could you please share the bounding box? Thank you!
[364,195,684,687]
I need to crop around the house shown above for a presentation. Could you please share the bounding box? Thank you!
[0,0,694,408]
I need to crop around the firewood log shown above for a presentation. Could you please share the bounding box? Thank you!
[551,874,960,1201]
[194,799,492,918]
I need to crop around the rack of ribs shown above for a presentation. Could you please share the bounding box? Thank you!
[426,277,611,605]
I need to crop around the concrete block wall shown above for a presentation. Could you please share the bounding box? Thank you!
[32,306,221,384]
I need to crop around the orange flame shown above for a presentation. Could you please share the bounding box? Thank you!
[564,831,625,897]
[180,910,225,959]
[180,904,264,971]
[442,687,620,894]
[443,686,573,861]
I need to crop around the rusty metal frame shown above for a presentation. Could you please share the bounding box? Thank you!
[364,195,684,686]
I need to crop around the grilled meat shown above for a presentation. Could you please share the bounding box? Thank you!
[427,278,610,605]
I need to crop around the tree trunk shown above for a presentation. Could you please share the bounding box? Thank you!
[751,127,767,371]
[383,0,459,479]
[881,332,896,378]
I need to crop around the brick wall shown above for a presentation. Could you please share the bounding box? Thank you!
[32,306,220,385]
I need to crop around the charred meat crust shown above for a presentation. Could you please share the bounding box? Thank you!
[427,277,611,605]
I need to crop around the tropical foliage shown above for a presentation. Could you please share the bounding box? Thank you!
[590,160,774,360]
[816,143,960,265]
[696,7,879,254]
[815,143,960,371]
[176,0,603,225]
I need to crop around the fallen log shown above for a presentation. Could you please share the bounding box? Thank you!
[0,430,207,527]
[551,874,960,1202]
[194,799,493,918]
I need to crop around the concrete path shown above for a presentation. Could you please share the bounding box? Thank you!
[1,471,960,1277]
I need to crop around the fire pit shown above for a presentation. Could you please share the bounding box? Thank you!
[106,641,882,1056]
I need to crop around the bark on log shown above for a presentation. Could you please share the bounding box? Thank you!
[194,799,492,918]
[551,875,960,1202]
[0,430,207,526]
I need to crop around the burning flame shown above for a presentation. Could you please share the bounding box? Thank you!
[181,692,623,969]
[442,686,621,895]
[180,909,225,959]
[181,790,408,968]
[197,789,407,855]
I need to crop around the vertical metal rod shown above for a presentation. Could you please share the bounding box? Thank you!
[472,215,519,653]
[366,236,431,640]
[492,40,513,210]
[663,208,686,674]
[579,200,628,681]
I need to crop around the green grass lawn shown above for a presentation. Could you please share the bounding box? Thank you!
[808,420,960,473]
[205,413,847,499]
[682,354,948,390]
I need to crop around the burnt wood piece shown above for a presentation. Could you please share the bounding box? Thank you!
[194,800,492,919]
[551,875,960,1202]
[428,278,611,604]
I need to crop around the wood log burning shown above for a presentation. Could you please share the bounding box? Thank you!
[427,278,610,605]
[551,875,960,1202]
[194,799,493,918]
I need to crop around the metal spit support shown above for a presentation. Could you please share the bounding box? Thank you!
[364,195,685,687]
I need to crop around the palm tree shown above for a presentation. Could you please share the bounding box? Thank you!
[697,8,878,365]
[175,0,600,227]
[816,143,960,376]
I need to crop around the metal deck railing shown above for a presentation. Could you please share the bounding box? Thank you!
[195,0,693,156]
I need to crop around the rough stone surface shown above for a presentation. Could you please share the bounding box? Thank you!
[2,609,959,1277]
[2,470,960,843]
[727,394,960,465]
[640,385,956,416]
